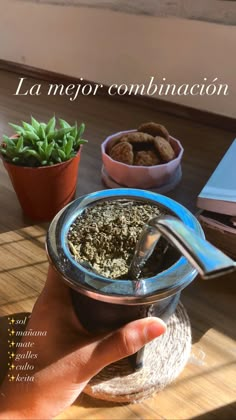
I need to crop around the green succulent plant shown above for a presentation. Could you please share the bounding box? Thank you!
[0,116,86,167]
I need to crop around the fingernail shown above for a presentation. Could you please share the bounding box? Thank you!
[144,318,166,341]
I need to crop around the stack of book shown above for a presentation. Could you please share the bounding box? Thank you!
[197,139,236,259]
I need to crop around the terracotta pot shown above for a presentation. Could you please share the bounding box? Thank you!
[3,149,81,221]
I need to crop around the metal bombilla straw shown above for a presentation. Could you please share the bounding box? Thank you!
[129,215,236,282]
[128,215,236,370]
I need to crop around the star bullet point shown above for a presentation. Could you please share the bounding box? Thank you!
[8,362,15,370]
[8,329,15,336]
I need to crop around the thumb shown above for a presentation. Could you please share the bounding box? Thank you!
[78,317,166,381]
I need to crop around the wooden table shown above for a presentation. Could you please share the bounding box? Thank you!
[0,69,235,419]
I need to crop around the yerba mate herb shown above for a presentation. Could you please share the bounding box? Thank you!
[67,200,165,279]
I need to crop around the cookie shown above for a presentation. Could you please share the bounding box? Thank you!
[154,137,175,162]
[138,122,170,141]
[110,141,134,165]
[134,150,160,166]
[106,135,123,155]
[120,132,154,144]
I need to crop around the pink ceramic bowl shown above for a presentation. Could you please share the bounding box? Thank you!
[101,129,184,189]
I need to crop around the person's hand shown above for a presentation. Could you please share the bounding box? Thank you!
[0,267,166,419]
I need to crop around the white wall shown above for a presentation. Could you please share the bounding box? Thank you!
[0,1,235,117]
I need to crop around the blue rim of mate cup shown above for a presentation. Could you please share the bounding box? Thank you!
[46,188,204,305]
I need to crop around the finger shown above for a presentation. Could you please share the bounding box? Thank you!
[33,267,91,335]
[42,265,70,299]
[76,317,166,382]
[32,266,75,323]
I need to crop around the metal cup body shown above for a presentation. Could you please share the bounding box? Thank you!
[46,189,204,370]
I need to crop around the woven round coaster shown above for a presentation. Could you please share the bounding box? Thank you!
[84,302,191,403]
